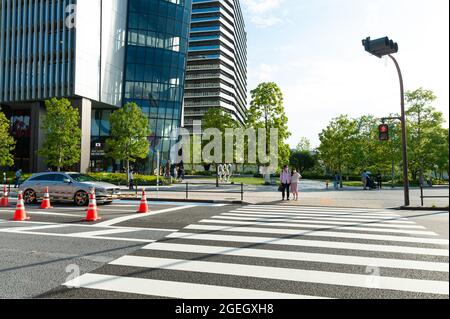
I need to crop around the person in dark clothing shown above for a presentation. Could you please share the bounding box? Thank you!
[376,172,382,189]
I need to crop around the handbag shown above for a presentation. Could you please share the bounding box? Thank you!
[278,185,284,192]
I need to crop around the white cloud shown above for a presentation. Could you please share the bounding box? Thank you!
[250,16,282,28]
[251,63,278,82]
[241,0,284,14]
[241,0,285,28]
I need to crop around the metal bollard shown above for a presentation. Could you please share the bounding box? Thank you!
[420,186,424,207]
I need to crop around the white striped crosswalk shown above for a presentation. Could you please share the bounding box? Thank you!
[62,205,449,299]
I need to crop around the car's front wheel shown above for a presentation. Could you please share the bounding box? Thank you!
[23,189,37,205]
[74,191,89,207]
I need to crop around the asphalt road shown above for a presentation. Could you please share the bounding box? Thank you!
[0,200,232,298]
[5,203,442,300]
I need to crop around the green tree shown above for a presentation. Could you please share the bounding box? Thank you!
[296,137,312,152]
[202,107,240,167]
[246,82,291,174]
[0,110,16,167]
[405,88,447,181]
[106,102,150,182]
[290,150,317,173]
[318,115,359,179]
[39,98,81,171]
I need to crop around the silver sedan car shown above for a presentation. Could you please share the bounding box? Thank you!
[20,172,121,206]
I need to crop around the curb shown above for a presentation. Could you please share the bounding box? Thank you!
[401,207,450,211]
[120,197,249,205]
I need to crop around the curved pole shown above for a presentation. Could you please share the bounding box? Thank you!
[388,54,410,207]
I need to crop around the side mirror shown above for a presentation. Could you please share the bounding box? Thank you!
[64,179,72,184]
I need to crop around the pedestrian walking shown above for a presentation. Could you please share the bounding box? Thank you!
[362,170,368,190]
[334,171,340,190]
[376,171,383,189]
[128,170,134,190]
[165,162,171,179]
[280,165,292,201]
[14,169,22,188]
[291,169,302,201]
[217,164,224,182]
[179,167,185,182]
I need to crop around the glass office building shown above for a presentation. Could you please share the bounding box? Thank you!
[0,0,192,173]
[121,0,191,172]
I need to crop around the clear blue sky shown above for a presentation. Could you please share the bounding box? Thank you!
[241,0,450,148]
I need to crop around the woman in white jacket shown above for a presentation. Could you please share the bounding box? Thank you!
[291,169,302,201]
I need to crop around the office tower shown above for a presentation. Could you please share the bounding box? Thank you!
[184,0,247,132]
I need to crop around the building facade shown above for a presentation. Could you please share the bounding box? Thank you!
[0,0,191,173]
[183,0,247,132]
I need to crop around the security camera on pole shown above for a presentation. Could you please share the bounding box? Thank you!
[362,36,410,207]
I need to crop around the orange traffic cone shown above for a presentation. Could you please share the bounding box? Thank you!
[40,187,53,209]
[0,186,9,207]
[13,191,30,221]
[84,190,101,222]
[137,190,150,214]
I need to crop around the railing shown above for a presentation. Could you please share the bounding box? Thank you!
[186,73,221,79]
[419,184,449,207]
[132,182,245,202]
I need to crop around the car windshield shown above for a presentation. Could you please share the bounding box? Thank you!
[68,174,98,182]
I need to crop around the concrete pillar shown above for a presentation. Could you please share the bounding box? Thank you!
[30,102,47,172]
[73,98,92,173]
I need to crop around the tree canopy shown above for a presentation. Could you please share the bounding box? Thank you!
[317,88,449,181]
[39,98,81,171]
[0,110,16,167]
[106,102,150,179]
[201,107,240,165]
[246,82,291,170]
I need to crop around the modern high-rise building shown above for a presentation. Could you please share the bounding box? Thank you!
[0,0,191,173]
[183,0,247,132]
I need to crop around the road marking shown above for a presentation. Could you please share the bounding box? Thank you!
[0,209,83,217]
[213,216,424,229]
[237,208,401,218]
[1,224,68,232]
[185,224,447,245]
[69,228,138,237]
[63,273,321,299]
[226,212,415,223]
[0,229,156,243]
[168,232,449,256]
[0,219,178,233]
[110,256,449,295]
[96,205,197,227]
[247,205,381,212]
[198,219,435,236]
[143,242,449,272]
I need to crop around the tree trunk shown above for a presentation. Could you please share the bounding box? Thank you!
[391,160,395,188]
[126,160,130,185]
[216,163,219,188]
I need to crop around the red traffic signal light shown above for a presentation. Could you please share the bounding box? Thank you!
[379,124,389,141]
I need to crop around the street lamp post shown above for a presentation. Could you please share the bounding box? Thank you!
[363,36,410,207]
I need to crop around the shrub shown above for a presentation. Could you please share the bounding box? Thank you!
[87,173,170,186]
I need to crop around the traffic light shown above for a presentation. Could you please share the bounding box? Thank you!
[362,37,399,58]
[379,124,389,141]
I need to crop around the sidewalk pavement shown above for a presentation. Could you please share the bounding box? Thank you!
[2,181,448,209]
